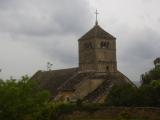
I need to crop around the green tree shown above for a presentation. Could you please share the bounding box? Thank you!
[141,67,160,85]
[106,81,160,107]
[0,76,50,120]
[138,80,160,107]
[106,84,137,106]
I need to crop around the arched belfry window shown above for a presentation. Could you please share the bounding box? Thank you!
[106,66,109,72]
[84,42,92,49]
[100,41,110,48]
[66,97,70,102]
[100,41,106,48]
[106,42,110,48]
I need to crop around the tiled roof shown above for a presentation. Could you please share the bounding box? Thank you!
[79,24,116,40]
[31,68,78,97]
[59,72,114,91]
[59,72,95,91]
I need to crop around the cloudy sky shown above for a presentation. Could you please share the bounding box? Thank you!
[0,0,159,82]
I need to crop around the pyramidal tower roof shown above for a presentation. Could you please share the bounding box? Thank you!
[79,10,115,40]
[79,24,116,40]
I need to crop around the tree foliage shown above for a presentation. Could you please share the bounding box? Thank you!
[106,80,160,107]
[0,76,50,120]
[139,80,160,106]
[106,84,137,106]
[141,67,160,85]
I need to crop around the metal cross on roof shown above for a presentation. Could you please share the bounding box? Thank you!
[95,9,99,25]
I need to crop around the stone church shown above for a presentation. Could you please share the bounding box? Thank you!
[32,19,134,103]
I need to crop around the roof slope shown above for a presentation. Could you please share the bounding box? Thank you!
[31,68,78,97]
[83,71,136,102]
[79,24,116,40]
[59,71,133,91]
[59,72,96,90]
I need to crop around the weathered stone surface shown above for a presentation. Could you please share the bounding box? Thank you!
[32,23,134,102]
[59,107,160,120]
[78,24,117,73]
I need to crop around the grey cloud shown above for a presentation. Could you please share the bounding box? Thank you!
[0,0,160,82]
[54,0,92,35]
[141,0,155,3]
[34,36,78,66]
[158,18,160,23]
[117,27,160,81]
[0,0,91,79]
[0,0,92,36]
[124,28,159,60]
[0,0,15,9]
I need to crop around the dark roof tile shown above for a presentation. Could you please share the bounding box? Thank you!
[31,68,78,97]
[79,24,116,40]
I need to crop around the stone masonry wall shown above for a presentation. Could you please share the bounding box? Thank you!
[59,107,160,120]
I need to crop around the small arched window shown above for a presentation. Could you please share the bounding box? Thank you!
[84,42,92,49]
[106,66,109,71]
[100,41,110,48]
[100,41,105,48]
[106,42,110,48]
[66,97,70,102]
[88,42,92,48]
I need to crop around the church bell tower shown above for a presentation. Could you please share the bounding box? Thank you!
[78,12,117,73]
